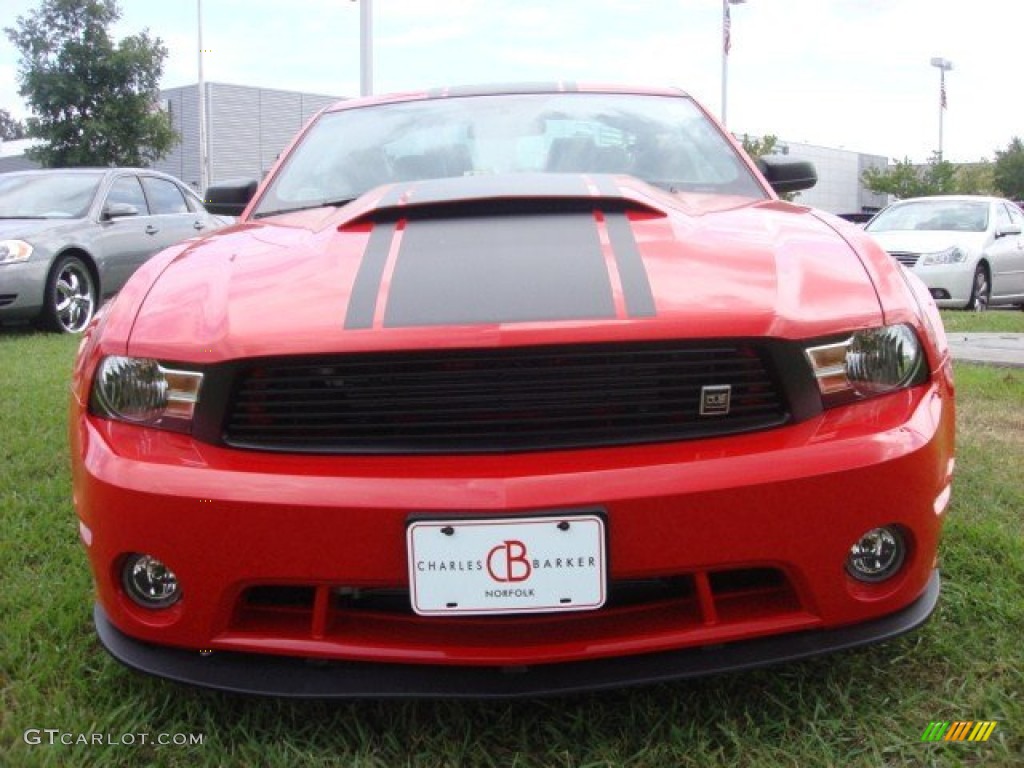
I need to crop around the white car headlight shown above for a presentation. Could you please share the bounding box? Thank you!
[91,356,203,432]
[805,325,927,406]
[0,239,33,265]
[919,246,967,266]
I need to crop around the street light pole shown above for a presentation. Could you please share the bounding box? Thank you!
[721,0,746,127]
[930,57,953,160]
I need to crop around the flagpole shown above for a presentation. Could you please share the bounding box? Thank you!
[360,0,373,97]
[721,0,728,126]
[721,0,746,127]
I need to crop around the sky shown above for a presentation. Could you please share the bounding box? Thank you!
[1,0,1021,164]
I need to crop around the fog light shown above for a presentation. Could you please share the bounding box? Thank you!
[846,526,906,583]
[122,554,180,608]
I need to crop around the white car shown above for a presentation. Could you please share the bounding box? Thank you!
[865,195,1024,310]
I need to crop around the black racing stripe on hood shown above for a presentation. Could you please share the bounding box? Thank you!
[344,221,396,330]
[590,176,656,317]
[382,213,616,327]
[591,176,618,199]
[396,173,593,206]
[378,185,407,207]
[605,212,656,317]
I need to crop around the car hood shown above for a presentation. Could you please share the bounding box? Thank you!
[126,176,883,361]
[866,228,988,254]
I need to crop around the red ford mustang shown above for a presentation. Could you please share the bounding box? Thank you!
[69,84,955,697]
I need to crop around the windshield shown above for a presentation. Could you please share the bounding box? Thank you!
[0,172,104,219]
[866,200,990,233]
[253,92,766,217]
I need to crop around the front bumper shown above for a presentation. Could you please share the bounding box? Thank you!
[910,263,975,308]
[0,258,49,320]
[73,369,954,687]
[94,570,940,698]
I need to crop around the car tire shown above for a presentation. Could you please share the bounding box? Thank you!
[965,264,990,312]
[40,255,97,333]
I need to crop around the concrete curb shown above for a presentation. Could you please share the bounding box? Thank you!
[946,333,1024,368]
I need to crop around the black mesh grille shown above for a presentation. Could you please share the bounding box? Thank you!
[222,341,789,454]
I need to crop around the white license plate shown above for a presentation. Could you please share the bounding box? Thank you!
[407,514,606,616]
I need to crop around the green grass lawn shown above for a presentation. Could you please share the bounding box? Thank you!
[1,326,1021,767]
[939,309,1024,334]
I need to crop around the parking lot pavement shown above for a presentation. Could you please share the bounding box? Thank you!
[946,333,1024,368]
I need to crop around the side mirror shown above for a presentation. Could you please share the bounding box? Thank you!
[204,179,259,217]
[995,224,1022,239]
[102,202,140,220]
[758,156,817,195]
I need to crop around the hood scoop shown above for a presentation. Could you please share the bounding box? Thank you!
[340,173,667,227]
[339,173,664,330]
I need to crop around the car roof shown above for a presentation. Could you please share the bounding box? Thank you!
[323,82,690,114]
[4,167,170,176]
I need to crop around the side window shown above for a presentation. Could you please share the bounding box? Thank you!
[1003,202,1024,229]
[105,176,148,213]
[141,177,189,214]
[182,187,208,213]
[994,203,1013,231]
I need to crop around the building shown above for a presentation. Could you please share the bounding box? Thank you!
[0,83,340,183]
[153,82,341,190]
[778,140,888,216]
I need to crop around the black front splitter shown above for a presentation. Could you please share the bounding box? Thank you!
[94,570,940,699]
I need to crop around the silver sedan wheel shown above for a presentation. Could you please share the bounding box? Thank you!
[968,266,990,312]
[51,258,96,333]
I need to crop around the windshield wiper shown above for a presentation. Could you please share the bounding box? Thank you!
[252,197,357,220]
[0,215,50,219]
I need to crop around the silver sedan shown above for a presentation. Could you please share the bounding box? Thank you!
[865,195,1024,311]
[0,168,226,332]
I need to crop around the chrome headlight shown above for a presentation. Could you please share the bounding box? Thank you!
[805,324,926,406]
[919,246,966,266]
[0,239,33,265]
[91,356,203,432]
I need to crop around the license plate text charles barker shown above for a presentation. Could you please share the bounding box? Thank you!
[406,515,606,615]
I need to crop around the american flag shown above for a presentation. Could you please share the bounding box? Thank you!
[941,78,947,110]
[724,2,732,55]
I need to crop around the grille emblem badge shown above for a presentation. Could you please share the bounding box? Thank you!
[700,385,732,416]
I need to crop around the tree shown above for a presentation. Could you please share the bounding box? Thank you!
[993,137,1024,200]
[862,158,924,199]
[5,0,176,167]
[861,153,958,199]
[922,153,957,194]
[0,108,26,140]
[740,133,783,159]
[955,162,996,196]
